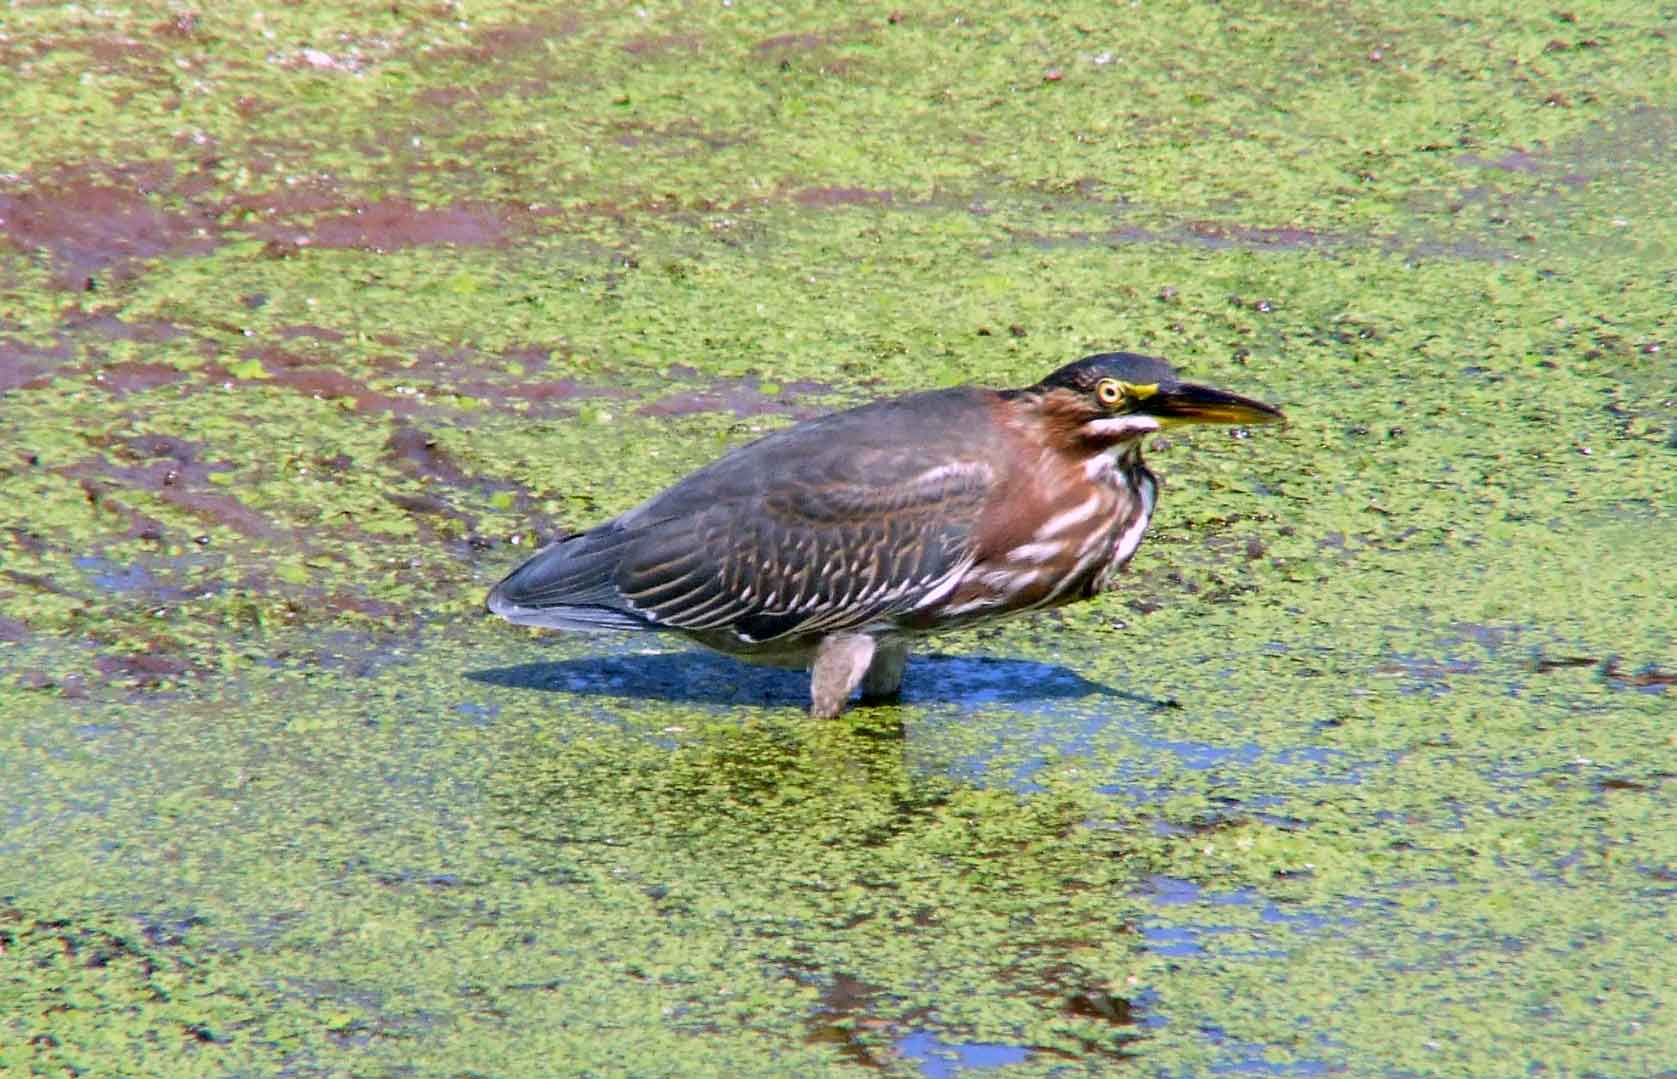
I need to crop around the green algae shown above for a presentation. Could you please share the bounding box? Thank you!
[2,637,1156,1077]
[3,0,1676,1075]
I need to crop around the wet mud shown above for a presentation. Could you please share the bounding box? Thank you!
[0,176,221,290]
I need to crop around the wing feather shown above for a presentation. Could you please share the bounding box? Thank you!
[486,387,1006,639]
[621,458,994,641]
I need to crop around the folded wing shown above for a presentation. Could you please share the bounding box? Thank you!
[486,388,1003,642]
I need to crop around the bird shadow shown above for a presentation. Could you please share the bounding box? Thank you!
[465,649,1158,710]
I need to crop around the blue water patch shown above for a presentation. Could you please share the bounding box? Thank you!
[895,1031,1031,1077]
[75,555,161,593]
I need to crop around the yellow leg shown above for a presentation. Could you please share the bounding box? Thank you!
[809,634,877,718]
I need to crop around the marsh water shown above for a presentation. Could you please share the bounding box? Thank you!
[3,3,1674,1076]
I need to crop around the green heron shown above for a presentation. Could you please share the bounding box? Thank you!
[488,352,1284,717]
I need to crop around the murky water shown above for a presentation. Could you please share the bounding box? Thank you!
[4,2,1676,1075]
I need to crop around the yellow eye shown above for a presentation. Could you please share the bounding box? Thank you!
[1095,378,1126,406]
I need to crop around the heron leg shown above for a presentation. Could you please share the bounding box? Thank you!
[860,640,908,701]
[810,633,877,718]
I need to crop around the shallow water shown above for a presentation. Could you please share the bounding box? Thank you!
[3,2,1676,1076]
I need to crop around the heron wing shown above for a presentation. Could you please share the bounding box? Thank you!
[488,387,1004,641]
[613,455,994,642]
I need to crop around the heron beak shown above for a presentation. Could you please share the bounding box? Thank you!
[1148,383,1285,427]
